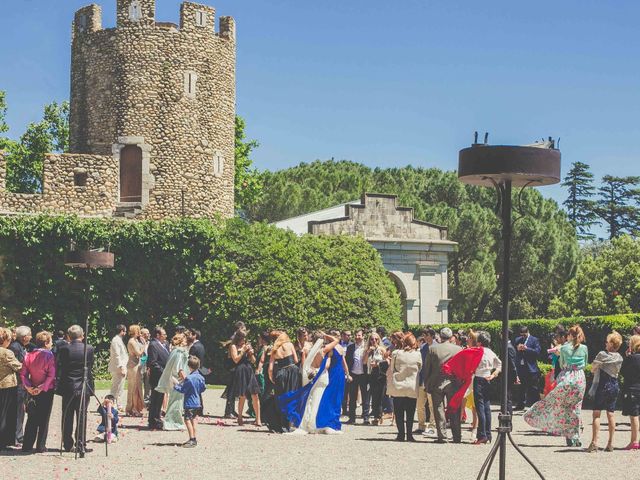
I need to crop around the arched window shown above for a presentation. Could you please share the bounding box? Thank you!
[129,1,142,22]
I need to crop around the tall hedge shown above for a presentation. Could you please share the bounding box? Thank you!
[0,215,403,380]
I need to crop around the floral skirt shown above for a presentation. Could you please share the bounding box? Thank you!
[524,367,585,440]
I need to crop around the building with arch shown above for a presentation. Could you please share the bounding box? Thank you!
[274,193,458,325]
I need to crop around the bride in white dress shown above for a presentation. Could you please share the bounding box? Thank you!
[288,332,343,435]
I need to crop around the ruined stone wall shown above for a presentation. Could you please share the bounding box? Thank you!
[68,0,236,219]
[0,152,117,217]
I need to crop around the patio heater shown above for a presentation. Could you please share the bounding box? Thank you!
[64,248,115,459]
[458,134,560,480]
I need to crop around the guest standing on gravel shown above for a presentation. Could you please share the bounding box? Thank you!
[620,334,640,450]
[108,324,128,411]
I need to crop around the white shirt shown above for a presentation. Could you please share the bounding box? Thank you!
[352,343,365,375]
[475,347,502,378]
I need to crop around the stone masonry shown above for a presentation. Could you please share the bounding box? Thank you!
[276,193,458,325]
[0,1,236,219]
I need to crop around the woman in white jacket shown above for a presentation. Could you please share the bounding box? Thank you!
[387,332,422,442]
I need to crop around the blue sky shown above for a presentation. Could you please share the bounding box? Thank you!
[1,0,639,219]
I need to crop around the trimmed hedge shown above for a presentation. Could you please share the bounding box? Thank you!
[0,215,403,383]
[411,314,640,361]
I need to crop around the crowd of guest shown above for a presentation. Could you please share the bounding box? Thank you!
[0,320,639,452]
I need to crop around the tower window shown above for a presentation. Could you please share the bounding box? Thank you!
[129,1,142,22]
[74,172,88,187]
[195,10,207,27]
[213,152,224,177]
[77,14,88,32]
[183,71,198,98]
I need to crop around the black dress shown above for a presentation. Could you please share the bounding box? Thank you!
[225,355,260,399]
[262,355,301,433]
[0,386,17,449]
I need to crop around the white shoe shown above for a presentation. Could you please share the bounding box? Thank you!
[469,429,477,441]
[422,428,437,437]
[322,428,343,435]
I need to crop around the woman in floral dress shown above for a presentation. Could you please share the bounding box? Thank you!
[524,325,588,447]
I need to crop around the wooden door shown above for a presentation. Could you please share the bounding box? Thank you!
[119,145,142,203]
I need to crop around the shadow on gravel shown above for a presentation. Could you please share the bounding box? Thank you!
[356,438,428,443]
[236,429,272,434]
[148,442,181,447]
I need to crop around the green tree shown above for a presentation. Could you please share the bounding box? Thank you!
[3,98,69,193]
[234,115,262,214]
[562,161,598,240]
[596,175,640,239]
[248,160,578,321]
[549,235,640,316]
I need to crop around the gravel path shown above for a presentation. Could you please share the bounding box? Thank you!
[2,390,638,480]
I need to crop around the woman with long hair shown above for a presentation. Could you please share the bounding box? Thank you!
[264,331,300,432]
[472,331,501,445]
[294,327,312,367]
[387,332,422,442]
[227,330,261,427]
[156,333,189,430]
[364,332,387,426]
[524,325,588,447]
[0,327,22,450]
[19,331,56,453]
[126,325,145,417]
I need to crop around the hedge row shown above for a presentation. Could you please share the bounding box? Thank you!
[412,313,640,361]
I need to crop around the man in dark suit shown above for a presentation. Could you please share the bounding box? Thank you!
[505,330,519,415]
[52,330,67,357]
[147,327,169,429]
[188,328,209,415]
[345,329,369,425]
[56,325,94,453]
[514,326,541,410]
[423,328,462,443]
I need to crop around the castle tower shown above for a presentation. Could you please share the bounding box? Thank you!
[69,1,236,218]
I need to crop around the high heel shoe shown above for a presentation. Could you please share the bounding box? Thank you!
[586,443,598,453]
[395,434,405,442]
[624,442,640,450]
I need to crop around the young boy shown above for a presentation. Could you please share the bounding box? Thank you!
[96,394,119,442]
[175,355,206,448]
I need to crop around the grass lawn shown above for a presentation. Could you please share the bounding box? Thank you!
[94,379,225,390]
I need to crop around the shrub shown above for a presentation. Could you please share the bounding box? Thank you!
[0,215,402,382]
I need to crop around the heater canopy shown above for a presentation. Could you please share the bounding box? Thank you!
[458,145,561,187]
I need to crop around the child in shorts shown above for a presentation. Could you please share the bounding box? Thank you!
[174,355,206,448]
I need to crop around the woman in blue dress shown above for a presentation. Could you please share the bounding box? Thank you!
[278,331,348,434]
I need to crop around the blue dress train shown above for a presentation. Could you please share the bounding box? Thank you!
[278,348,345,431]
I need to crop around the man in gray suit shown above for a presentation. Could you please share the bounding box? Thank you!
[423,328,463,443]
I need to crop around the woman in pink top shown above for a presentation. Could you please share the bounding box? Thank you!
[20,331,56,453]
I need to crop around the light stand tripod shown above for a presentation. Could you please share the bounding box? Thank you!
[63,249,115,459]
[458,138,560,480]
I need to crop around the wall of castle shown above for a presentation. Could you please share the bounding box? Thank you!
[67,1,236,219]
[0,152,118,217]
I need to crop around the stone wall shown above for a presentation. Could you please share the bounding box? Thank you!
[0,152,118,217]
[308,193,457,325]
[69,0,236,220]
[0,1,236,221]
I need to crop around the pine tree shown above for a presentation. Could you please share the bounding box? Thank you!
[562,161,598,239]
[596,175,640,239]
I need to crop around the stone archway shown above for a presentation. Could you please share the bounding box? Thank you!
[387,271,408,327]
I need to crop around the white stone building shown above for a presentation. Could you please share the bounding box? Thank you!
[274,193,457,325]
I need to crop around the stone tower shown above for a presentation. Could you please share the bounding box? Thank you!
[69,0,236,218]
